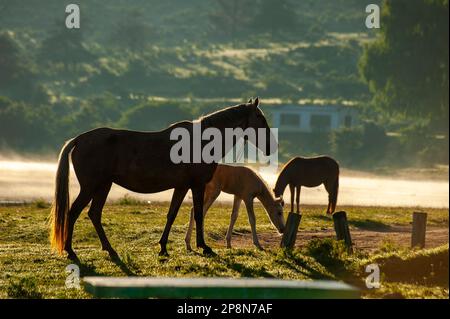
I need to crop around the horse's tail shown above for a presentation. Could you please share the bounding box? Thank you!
[327,167,339,215]
[49,138,76,254]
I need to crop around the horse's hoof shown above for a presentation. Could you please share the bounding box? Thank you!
[67,253,79,263]
[202,246,215,256]
[159,250,169,257]
[108,250,120,260]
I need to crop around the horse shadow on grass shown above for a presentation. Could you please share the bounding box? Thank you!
[311,215,332,222]
[348,219,392,232]
[301,242,366,289]
[220,257,275,278]
[110,254,139,276]
[73,260,101,277]
[73,254,139,277]
[273,250,335,281]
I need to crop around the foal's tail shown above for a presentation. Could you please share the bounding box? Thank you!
[49,138,76,254]
[327,172,339,215]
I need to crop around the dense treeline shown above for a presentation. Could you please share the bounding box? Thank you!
[359,0,449,132]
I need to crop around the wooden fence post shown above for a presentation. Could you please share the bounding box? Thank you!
[281,212,302,249]
[411,212,427,248]
[332,211,353,252]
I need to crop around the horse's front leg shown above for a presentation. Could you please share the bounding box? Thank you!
[244,199,263,250]
[185,187,219,251]
[192,185,214,255]
[226,196,242,248]
[159,188,188,256]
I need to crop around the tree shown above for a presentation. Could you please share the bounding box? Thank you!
[39,21,93,66]
[252,0,297,34]
[0,33,21,86]
[0,97,56,150]
[0,0,17,20]
[0,32,34,100]
[109,10,156,51]
[209,0,254,41]
[359,0,449,133]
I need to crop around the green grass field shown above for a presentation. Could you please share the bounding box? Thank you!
[0,201,448,299]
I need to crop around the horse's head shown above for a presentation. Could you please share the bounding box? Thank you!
[273,185,284,199]
[245,97,277,156]
[268,197,285,234]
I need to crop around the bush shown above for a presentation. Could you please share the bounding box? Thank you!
[115,194,145,206]
[64,92,123,136]
[0,97,57,151]
[7,277,42,299]
[0,32,35,100]
[118,101,193,131]
[303,238,349,266]
[330,126,364,166]
[32,198,50,209]
[330,121,388,168]
[38,26,94,65]
[398,122,449,166]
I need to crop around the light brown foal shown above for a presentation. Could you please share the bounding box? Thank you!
[185,164,285,250]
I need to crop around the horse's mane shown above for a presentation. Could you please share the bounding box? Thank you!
[253,173,280,213]
[198,103,250,128]
[278,156,299,175]
[250,168,277,201]
[274,157,298,195]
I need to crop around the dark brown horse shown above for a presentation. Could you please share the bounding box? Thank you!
[50,98,275,260]
[273,156,339,215]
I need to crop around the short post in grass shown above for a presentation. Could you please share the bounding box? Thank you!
[411,212,427,248]
[281,212,302,249]
[332,211,353,252]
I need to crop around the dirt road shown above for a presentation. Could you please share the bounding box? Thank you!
[218,226,449,252]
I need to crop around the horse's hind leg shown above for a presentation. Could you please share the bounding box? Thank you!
[88,183,117,259]
[295,186,301,214]
[64,190,93,261]
[159,188,188,256]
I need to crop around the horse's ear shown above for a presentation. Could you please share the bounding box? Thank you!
[253,97,260,107]
[275,197,284,207]
[248,98,253,104]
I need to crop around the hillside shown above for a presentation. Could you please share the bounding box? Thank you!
[3,0,446,170]
[0,0,377,103]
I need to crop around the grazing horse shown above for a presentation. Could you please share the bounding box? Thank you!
[185,164,285,251]
[49,98,276,260]
[273,156,339,215]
